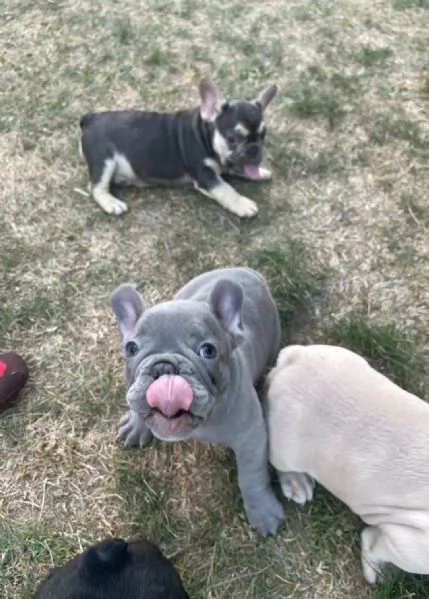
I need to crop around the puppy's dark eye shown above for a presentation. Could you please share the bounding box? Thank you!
[125,341,139,357]
[226,132,236,144]
[199,343,217,360]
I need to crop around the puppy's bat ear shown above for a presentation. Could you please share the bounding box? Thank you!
[80,538,129,579]
[111,284,145,349]
[255,83,277,110]
[210,280,245,348]
[199,77,227,122]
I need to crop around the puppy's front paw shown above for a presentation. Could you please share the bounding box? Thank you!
[257,167,272,181]
[235,196,259,218]
[108,198,128,215]
[245,491,284,536]
[279,471,315,505]
[92,189,128,215]
[117,411,153,448]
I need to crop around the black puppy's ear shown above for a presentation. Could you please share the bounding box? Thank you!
[111,284,145,351]
[199,77,227,122]
[80,538,129,580]
[210,280,245,348]
[255,83,278,110]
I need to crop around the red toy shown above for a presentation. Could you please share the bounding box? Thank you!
[0,352,29,410]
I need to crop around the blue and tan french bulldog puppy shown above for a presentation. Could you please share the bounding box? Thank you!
[34,537,189,598]
[266,344,429,583]
[111,267,284,536]
[79,78,277,218]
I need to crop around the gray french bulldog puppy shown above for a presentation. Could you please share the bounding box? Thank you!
[79,77,277,218]
[111,267,284,536]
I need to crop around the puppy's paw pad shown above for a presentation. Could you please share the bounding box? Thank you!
[93,192,128,216]
[117,412,152,448]
[362,561,379,585]
[246,494,284,536]
[280,473,314,505]
[258,167,272,180]
[235,197,259,218]
[106,198,128,216]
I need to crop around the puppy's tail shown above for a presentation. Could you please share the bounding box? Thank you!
[80,538,129,578]
[79,113,95,129]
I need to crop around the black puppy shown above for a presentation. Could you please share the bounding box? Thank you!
[79,77,277,218]
[33,537,189,599]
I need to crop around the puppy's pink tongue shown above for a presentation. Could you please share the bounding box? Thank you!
[146,375,193,418]
[243,163,261,179]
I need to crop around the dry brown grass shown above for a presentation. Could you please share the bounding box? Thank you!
[1,0,429,597]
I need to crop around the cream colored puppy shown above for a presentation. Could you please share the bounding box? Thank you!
[266,344,429,584]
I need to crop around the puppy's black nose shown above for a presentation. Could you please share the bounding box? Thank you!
[151,361,178,379]
[246,145,259,159]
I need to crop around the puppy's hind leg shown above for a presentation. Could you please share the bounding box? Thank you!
[361,526,389,584]
[90,156,128,216]
[362,523,429,584]
[278,471,315,505]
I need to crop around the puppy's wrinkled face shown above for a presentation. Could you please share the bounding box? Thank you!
[124,303,231,441]
[111,280,244,442]
[214,101,267,177]
[199,77,277,178]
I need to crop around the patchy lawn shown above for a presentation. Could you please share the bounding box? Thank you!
[1,0,429,597]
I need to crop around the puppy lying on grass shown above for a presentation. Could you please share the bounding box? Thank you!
[266,344,429,583]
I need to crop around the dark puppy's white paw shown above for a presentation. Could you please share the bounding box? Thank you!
[235,196,259,218]
[93,189,128,215]
[117,411,153,448]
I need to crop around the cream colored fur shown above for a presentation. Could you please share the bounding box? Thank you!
[266,344,429,584]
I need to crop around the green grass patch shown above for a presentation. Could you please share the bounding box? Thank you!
[269,143,341,180]
[0,234,31,273]
[246,241,327,336]
[0,521,78,599]
[353,45,393,68]
[327,319,426,397]
[400,194,429,227]
[369,116,429,149]
[399,193,429,227]
[0,288,72,336]
[286,82,346,129]
[298,488,362,571]
[375,571,429,598]
[0,294,52,336]
[393,0,429,9]
[284,66,361,129]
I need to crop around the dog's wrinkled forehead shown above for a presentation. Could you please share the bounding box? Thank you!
[137,301,226,349]
[217,101,264,136]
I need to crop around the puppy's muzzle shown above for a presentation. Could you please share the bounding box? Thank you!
[246,144,261,162]
[151,360,178,379]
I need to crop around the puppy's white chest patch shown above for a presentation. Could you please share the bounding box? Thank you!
[213,130,232,165]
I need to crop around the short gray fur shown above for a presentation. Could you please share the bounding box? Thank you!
[111,267,284,536]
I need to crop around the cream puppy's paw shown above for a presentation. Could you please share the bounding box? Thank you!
[279,471,315,505]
